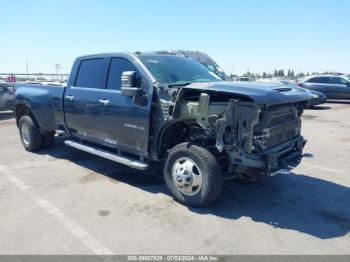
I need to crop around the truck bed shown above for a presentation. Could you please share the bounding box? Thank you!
[15,84,65,131]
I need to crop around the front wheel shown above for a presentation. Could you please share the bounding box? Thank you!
[164,143,223,207]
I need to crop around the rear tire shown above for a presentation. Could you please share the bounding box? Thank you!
[19,115,43,152]
[164,143,223,207]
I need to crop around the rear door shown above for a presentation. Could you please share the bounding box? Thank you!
[94,56,152,156]
[329,77,350,99]
[0,85,6,108]
[64,57,110,141]
[304,77,334,98]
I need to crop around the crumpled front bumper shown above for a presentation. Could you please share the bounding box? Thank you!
[229,136,306,179]
[265,136,306,174]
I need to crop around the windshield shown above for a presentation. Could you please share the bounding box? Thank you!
[280,80,297,88]
[138,55,222,85]
[206,64,228,80]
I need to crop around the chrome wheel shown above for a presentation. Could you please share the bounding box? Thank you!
[172,157,203,196]
[21,122,31,146]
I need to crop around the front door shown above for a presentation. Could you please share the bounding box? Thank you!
[95,57,152,156]
[64,56,152,157]
[330,77,350,99]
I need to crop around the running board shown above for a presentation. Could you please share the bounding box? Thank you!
[64,140,149,170]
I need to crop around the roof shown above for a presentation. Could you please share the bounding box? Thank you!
[75,51,184,60]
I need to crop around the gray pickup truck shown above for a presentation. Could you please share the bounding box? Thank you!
[14,52,312,207]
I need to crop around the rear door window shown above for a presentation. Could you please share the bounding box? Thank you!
[106,58,138,90]
[75,58,104,89]
[307,77,330,84]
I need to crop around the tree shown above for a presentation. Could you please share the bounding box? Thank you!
[296,72,305,78]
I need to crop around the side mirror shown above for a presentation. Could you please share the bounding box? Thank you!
[121,71,143,97]
[346,82,350,87]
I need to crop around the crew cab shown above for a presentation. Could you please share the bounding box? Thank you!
[14,52,312,207]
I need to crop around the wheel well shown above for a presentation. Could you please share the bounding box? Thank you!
[157,121,189,158]
[15,104,36,127]
[157,120,212,158]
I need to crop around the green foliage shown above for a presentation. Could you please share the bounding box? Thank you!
[296,72,305,78]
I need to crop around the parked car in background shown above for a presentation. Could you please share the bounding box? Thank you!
[233,77,255,82]
[256,79,326,107]
[298,75,350,100]
[303,89,327,107]
[0,81,15,111]
[280,80,326,107]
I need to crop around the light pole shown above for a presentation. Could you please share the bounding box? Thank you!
[54,64,62,81]
[26,62,29,80]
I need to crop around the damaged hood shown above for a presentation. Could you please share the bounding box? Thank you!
[183,81,313,105]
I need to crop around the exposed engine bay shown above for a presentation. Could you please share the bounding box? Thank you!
[153,86,308,179]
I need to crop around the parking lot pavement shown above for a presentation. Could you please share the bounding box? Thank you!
[0,104,349,255]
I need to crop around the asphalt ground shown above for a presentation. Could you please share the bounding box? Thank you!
[0,102,349,255]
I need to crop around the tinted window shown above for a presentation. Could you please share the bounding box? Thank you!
[107,58,138,90]
[308,77,318,83]
[308,77,330,84]
[330,77,348,85]
[76,59,104,88]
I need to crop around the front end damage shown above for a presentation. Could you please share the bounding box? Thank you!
[216,99,306,178]
[177,92,307,178]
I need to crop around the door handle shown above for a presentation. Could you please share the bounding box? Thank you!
[66,95,74,100]
[99,99,110,105]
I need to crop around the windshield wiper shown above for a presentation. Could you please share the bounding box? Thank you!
[167,82,192,88]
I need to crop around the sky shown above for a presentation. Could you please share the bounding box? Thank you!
[1,0,349,75]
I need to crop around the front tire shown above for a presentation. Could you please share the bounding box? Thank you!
[164,143,223,207]
[19,115,43,151]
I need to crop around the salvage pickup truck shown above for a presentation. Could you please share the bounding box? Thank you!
[14,52,312,207]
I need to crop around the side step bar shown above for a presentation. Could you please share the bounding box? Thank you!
[64,140,149,170]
